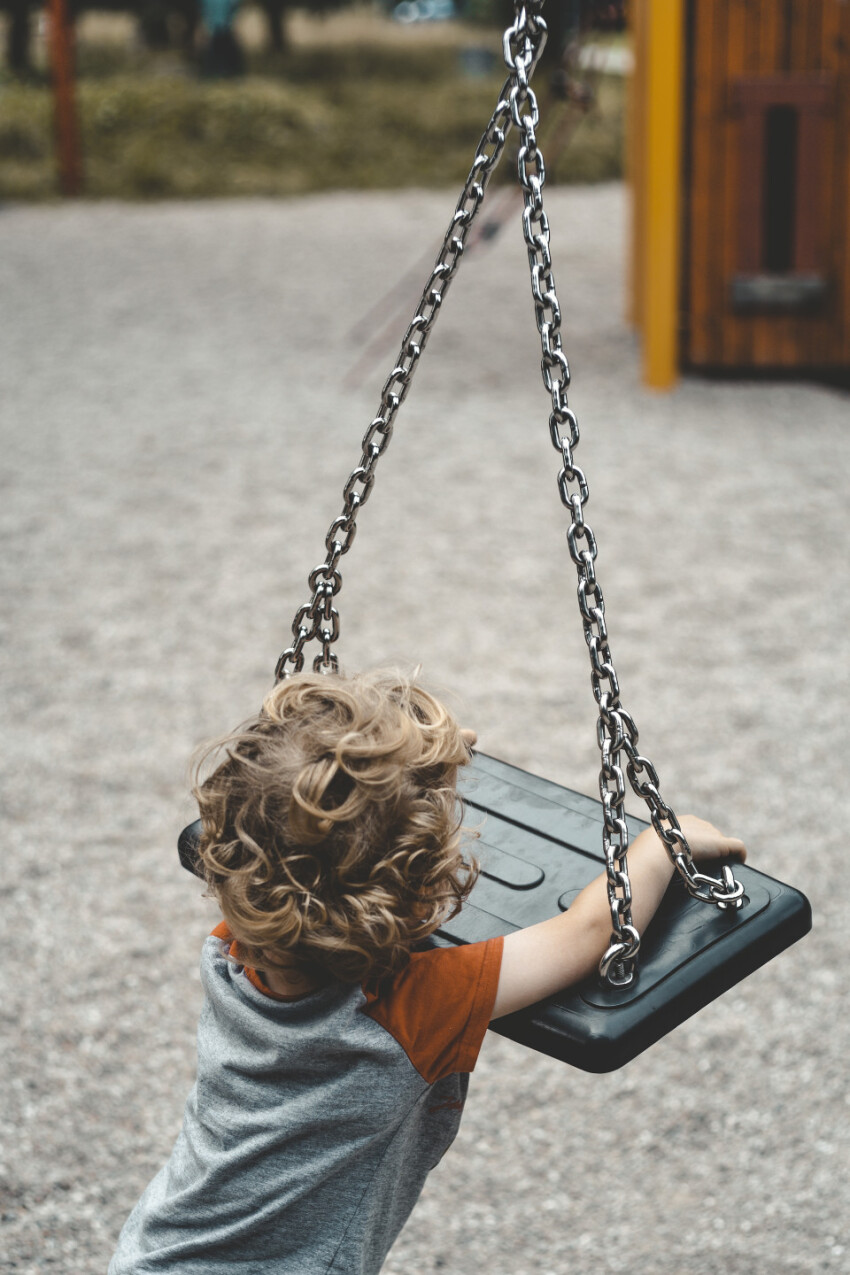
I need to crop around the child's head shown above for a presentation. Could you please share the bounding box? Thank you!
[194,669,478,984]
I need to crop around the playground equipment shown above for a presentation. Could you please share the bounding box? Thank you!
[630,0,850,386]
[179,0,810,1071]
[47,0,82,195]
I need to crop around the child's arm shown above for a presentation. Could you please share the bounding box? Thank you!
[490,816,746,1020]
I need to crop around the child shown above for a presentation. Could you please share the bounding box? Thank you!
[109,668,745,1274]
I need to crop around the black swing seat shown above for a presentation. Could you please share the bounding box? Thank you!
[177,752,811,1073]
[448,753,811,1071]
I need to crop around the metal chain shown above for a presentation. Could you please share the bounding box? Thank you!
[274,11,545,680]
[508,1,744,986]
[276,0,743,987]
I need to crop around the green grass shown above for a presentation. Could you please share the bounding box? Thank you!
[0,40,624,201]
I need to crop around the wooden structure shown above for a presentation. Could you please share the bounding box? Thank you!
[48,0,82,196]
[629,0,850,387]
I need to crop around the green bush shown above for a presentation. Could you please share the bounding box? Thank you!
[0,41,623,200]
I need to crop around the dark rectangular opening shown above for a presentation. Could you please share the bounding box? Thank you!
[762,105,798,273]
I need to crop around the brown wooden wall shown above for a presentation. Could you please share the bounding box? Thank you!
[684,0,850,369]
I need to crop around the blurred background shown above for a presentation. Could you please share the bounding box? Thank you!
[0,1,626,200]
[4,0,848,387]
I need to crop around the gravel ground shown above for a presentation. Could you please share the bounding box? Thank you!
[1,184,848,1275]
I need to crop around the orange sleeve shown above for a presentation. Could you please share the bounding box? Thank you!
[363,937,504,1084]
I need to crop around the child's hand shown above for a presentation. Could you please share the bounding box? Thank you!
[677,815,746,864]
[492,814,747,1020]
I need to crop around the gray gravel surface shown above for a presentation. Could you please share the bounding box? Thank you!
[2,184,848,1275]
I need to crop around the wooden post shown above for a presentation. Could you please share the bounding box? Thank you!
[48,0,83,196]
[642,0,684,389]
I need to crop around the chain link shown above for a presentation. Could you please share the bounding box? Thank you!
[275,11,545,681]
[276,0,743,985]
[507,2,744,986]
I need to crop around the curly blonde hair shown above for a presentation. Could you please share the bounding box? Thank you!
[193,670,479,985]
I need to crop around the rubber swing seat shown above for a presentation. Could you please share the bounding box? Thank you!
[443,753,811,1071]
[177,751,811,1073]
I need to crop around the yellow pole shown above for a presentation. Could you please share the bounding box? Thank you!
[643,0,684,389]
[627,0,647,331]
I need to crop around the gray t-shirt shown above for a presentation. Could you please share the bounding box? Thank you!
[109,923,503,1274]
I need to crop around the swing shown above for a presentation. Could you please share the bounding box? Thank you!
[179,0,810,1071]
